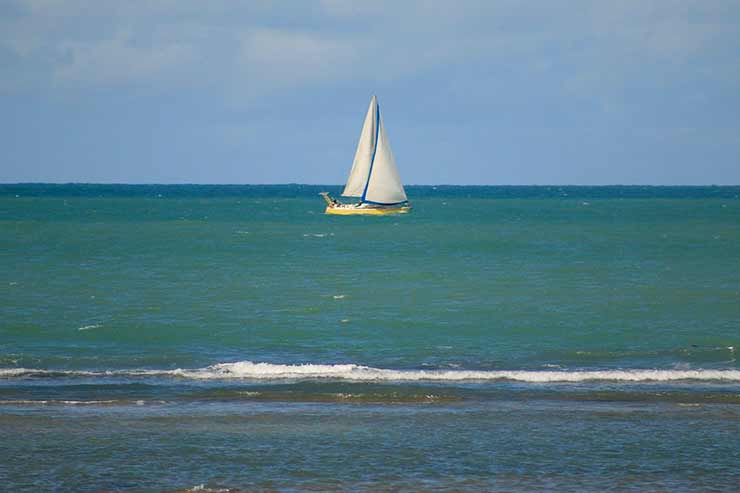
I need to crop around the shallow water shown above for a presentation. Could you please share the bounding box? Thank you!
[1,185,739,491]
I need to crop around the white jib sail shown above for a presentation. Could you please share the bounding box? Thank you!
[342,97,377,198]
[362,105,407,204]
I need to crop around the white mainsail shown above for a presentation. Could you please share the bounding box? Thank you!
[341,96,407,204]
[363,109,407,204]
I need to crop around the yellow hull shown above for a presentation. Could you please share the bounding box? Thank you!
[325,205,411,215]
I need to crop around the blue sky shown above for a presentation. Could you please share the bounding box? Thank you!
[1,0,739,185]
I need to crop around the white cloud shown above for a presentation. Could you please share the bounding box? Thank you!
[236,28,358,92]
[54,32,196,85]
[0,0,738,104]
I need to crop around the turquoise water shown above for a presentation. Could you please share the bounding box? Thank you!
[1,185,739,491]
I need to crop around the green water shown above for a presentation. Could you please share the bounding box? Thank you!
[1,185,739,491]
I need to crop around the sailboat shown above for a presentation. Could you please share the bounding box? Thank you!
[321,96,410,215]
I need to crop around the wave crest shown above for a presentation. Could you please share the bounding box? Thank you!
[2,362,740,383]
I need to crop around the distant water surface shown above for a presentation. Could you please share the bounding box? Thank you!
[1,184,738,491]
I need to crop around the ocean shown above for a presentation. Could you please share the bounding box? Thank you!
[1,184,739,491]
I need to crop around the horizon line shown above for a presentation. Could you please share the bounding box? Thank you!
[2,182,739,187]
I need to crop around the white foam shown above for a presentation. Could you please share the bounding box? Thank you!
[0,399,119,405]
[185,485,236,493]
[2,363,740,383]
[62,400,118,405]
[78,324,102,331]
[0,368,113,378]
[0,368,54,377]
[170,362,740,383]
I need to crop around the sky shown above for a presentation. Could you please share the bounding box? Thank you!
[1,0,739,185]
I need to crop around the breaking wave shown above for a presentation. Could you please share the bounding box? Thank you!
[0,399,166,406]
[2,362,740,383]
